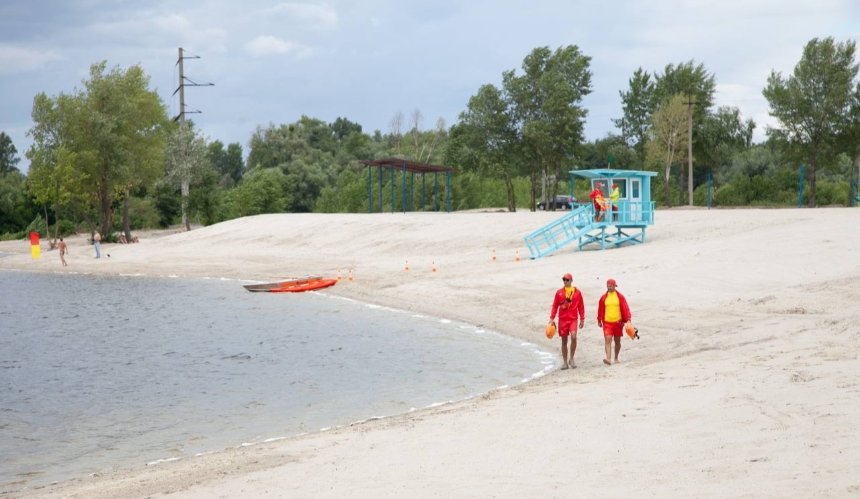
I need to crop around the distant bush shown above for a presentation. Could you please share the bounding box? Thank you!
[0,230,25,241]
[814,179,849,206]
[55,219,77,236]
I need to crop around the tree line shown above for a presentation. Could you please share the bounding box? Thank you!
[1,37,858,242]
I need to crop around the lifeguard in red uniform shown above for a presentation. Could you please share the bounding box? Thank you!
[590,187,608,222]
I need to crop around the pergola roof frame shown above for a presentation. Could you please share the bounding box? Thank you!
[360,158,455,174]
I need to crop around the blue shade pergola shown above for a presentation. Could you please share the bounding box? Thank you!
[360,158,454,213]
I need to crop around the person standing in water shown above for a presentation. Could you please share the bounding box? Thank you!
[597,278,632,365]
[549,272,585,369]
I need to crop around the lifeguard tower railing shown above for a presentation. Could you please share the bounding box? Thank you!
[524,199,655,259]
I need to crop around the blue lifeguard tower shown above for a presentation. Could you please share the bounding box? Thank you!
[524,169,657,259]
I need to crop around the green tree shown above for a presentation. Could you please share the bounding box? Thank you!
[578,135,639,170]
[165,124,209,230]
[653,61,716,204]
[208,140,244,187]
[0,132,20,174]
[616,62,716,192]
[614,68,656,163]
[330,117,363,142]
[840,73,860,197]
[698,106,755,183]
[645,94,689,207]
[0,170,32,234]
[763,37,858,207]
[225,168,289,216]
[283,157,328,212]
[26,92,89,242]
[504,45,592,210]
[342,130,374,160]
[653,61,716,113]
[247,117,336,171]
[451,84,520,211]
[29,62,170,236]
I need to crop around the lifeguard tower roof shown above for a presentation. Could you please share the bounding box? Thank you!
[570,168,657,180]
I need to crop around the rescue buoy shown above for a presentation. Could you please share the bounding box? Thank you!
[625,322,639,340]
[545,321,556,339]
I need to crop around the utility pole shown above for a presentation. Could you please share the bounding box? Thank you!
[172,47,213,230]
[685,95,695,206]
[174,47,214,124]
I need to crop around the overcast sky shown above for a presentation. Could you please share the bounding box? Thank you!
[1,1,858,172]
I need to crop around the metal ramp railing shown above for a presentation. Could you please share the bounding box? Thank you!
[524,201,655,259]
[524,205,595,259]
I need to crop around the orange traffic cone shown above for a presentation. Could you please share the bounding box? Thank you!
[404,259,409,272]
[348,269,353,281]
[492,249,496,262]
[515,250,521,262]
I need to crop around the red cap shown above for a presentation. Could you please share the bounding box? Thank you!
[607,278,617,287]
[563,273,573,280]
[612,184,617,188]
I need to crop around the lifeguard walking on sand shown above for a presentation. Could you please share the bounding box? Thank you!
[597,278,632,365]
[549,273,585,369]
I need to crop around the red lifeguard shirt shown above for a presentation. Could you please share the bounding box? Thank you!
[550,286,585,323]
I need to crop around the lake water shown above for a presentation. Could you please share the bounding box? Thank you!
[0,270,552,492]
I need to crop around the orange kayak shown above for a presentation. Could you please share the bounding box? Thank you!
[269,278,337,293]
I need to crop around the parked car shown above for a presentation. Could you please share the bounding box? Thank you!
[537,195,575,211]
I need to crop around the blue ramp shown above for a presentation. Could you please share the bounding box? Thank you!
[524,205,595,259]
[524,201,655,259]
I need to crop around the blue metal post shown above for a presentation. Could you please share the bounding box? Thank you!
[421,174,426,211]
[410,172,414,211]
[367,166,372,213]
[401,160,407,214]
[707,172,712,209]
[446,171,452,212]
[378,166,383,212]
[390,165,395,213]
[798,164,805,208]
[434,173,438,211]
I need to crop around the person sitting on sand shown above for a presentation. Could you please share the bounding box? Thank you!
[597,278,632,365]
[549,272,585,369]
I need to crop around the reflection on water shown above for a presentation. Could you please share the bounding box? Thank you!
[0,271,551,491]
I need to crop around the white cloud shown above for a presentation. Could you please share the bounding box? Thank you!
[154,13,192,32]
[244,35,313,58]
[0,45,63,75]
[262,3,338,30]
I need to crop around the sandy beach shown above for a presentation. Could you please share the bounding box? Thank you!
[2,208,859,498]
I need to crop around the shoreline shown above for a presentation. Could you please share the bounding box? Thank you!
[2,209,859,498]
